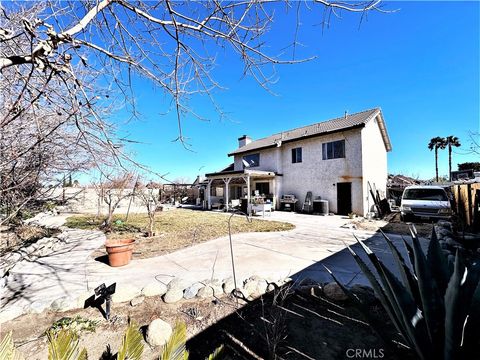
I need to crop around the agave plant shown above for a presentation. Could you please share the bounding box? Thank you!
[326,225,480,360]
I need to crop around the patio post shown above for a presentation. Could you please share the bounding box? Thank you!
[207,179,212,210]
[247,174,251,216]
[223,177,231,211]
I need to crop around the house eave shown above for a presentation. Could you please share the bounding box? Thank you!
[205,169,277,179]
[227,123,366,157]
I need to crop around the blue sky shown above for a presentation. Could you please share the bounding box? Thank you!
[114,1,479,183]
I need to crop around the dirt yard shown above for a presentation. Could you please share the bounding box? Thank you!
[352,212,434,238]
[1,286,415,360]
[65,209,295,259]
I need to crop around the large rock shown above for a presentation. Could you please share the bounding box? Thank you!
[445,237,461,247]
[243,276,268,299]
[142,282,168,297]
[50,296,75,312]
[30,301,48,314]
[222,277,236,294]
[437,228,452,237]
[130,296,145,307]
[184,283,204,300]
[167,278,190,291]
[202,279,223,296]
[112,284,141,303]
[146,319,172,347]
[350,284,376,305]
[196,286,214,299]
[163,289,184,303]
[437,221,453,230]
[323,282,348,301]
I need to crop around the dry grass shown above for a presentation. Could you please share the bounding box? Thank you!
[66,209,295,259]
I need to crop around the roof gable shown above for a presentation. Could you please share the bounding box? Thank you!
[228,108,392,156]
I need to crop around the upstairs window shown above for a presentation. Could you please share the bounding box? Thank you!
[242,153,260,168]
[292,147,302,163]
[322,140,345,160]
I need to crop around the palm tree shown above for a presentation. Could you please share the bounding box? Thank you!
[446,135,461,181]
[428,136,447,182]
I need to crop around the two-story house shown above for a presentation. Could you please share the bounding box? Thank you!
[204,108,392,215]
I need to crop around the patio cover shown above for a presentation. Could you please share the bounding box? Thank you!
[205,169,276,212]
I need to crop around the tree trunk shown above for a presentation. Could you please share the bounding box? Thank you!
[435,147,439,182]
[105,206,114,230]
[449,144,452,181]
[148,214,155,237]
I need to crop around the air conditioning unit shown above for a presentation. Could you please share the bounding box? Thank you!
[313,199,329,215]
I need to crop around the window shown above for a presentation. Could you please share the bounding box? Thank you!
[292,147,302,163]
[242,153,260,168]
[403,188,448,201]
[322,140,345,160]
[211,186,224,197]
[255,182,270,196]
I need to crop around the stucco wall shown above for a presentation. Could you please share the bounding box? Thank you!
[233,147,278,172]
[279,129,364,214]
[361,115,388,214]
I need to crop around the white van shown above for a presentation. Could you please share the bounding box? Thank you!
[400,185,452,222]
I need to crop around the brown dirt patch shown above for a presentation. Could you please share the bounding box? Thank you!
[353,212,434,238]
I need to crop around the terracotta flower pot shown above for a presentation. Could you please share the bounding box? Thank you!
[105,239,135,267]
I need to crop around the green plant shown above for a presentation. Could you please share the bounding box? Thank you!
[0,332,24,360]
[47,329,87,360]
[327,225,480,360]
[160,322,224,360]
[117,321,144,360]
[47,316,99,336]
[160,322,189,360]
[44,201,57,212]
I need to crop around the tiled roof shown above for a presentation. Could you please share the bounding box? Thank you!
[228,108,391,156]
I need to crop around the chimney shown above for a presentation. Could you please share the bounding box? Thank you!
[238,135,252,148]
[344,110,348,119]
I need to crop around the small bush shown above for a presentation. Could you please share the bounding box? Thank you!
[47,316,98,336]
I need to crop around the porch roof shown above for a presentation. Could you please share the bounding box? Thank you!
[205,169,276,180]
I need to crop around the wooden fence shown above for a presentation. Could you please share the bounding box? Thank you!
[451,183,480,230]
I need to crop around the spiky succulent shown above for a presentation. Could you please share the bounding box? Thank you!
[326,225,480,360]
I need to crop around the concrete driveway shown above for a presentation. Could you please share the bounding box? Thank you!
[86,211,404,291]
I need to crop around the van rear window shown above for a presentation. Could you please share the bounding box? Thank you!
[403,189,448,201]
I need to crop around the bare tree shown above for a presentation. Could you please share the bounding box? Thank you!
[0,0,386,222]
[137,184,162,237]
[97,172,135,230]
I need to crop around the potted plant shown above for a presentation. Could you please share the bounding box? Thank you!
[105,239,135,267]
